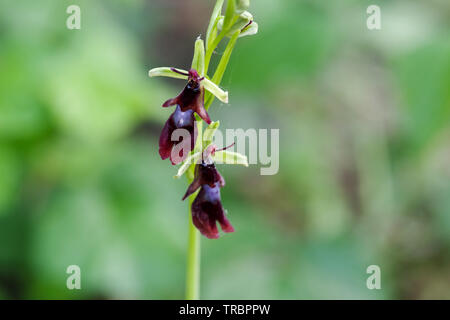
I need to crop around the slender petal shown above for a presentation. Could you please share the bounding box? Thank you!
[202,78,229,103]
[182,176,201,200]
[148,67,189,80]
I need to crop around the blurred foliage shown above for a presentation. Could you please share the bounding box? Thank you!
[0,0,449,299]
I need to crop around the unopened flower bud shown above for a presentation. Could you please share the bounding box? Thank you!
[218,11,254,37]
[236,0,250,13]
[239,20,258,38]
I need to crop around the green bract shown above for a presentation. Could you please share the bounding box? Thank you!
[206,0,225,49]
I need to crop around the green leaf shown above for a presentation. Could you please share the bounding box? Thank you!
[206,0,225,50]
[193,120,204,154]
[213,150,249,166]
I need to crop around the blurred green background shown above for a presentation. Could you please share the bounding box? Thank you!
[0,0,449,299]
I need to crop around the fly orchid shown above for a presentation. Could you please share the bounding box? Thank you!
[148,0,258,300]
[182,144,235,239]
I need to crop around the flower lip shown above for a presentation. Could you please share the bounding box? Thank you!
[159,105,197,165]
[172,105,195,128]
[191,183,235,239]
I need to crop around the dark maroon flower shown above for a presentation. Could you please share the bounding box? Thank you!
[191,183,234,239]
[182,161,225,200]
[162,69,212,124]
[182,143,237,239]
[159,105,197,165]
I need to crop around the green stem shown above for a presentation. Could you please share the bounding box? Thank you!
[205,29,227,74]
[185,119,203,300]
[185,1,239,301]
[205,14,239,74]
[205,30,240,110]
[185,193,200,300]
